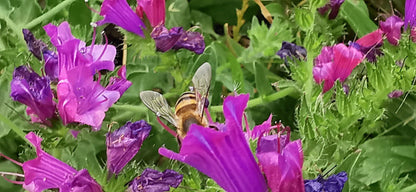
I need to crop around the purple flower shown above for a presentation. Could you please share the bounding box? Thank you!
[106,65,132,96]
[304,172,348,192]
[57,65,121,130]
[106,120,151,175]
[318,0,345,20]
[0,132,102,192]
[151,25,205,54]
[10,66,55,125]
[137,0,165,27]
[127,168,183,192]
[22,29,48,60]
[43,50,59,81]
[159,94,268,192]
[313,44,363,93]
[172,30,205,54]
[380,16,404,46]
[44,22,117,80]
[97,0,146,37]
[388,90,404,98]
[405,0,416,29]
[276,41,307,65]
[255,121,305,192]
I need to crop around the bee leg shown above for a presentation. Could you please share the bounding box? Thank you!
[156,116,177,137]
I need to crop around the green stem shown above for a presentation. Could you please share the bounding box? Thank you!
[24,0,77,29]
[210,87,299,113]
[4,17,25,45]
[111,104,147,113]
[0,113,30,145]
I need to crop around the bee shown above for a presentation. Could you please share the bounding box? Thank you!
[139,62,212,140]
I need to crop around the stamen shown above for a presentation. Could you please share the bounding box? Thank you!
[277,123,281,154]
[85,1,100,14]
[204,108,213,124]
[0,153,23,166]
[90,27,97,55]
[96,31,109,62]
[243,113,250,135]
[1,172,25,185]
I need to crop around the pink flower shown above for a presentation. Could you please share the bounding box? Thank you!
[313,44,363,93]
[137,0,165,27]
[379,16,404,46]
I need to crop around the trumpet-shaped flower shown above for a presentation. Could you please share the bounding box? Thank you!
[313,44,363,93]
[57,65,121,130]
[0,132,102,192]
[10,66,55,125]
[405,0,416,29]
[380,16,404,46]
[159,94,269,192]
[137,0,165,27]
[350,29,383,62]
[127,168,183,192]
[44,22,117,80]
[304,172,348,192]
[318,0,345,20]
[106,65,132,96]
[22,29,48,60]
[106,120,151,175]
[151,25,205,54]
[97,0,146,37]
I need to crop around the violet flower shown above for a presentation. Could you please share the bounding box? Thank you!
[304,172,348,192]
[313,44,363,93]
[318,0,345,20]
[22,29,48,60]
[10,66,55,125]
[255,120,305,192]
[56,65,121,130]
[137,0,165,27]
[159,94,269,192]
[388,90,404,98]
[277,41,307,65]
[127,168,183,192]
[380,16,404,46]
[97,0,146,37]
[404,0,416,29]
[151,25,205,54]
[44,22,117,80]
[0,132,102,192]
[43,50,59,81]
[107,120,151,175]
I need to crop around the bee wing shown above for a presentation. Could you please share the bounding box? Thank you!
[140,91,178,127]
[192,62,212,116]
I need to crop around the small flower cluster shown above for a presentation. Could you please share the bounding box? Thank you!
[13,22,132,130]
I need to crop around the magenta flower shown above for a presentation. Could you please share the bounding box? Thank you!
[380,16,404,46]
[388,90,404,98]
[0,132,102,192]
[304,172,348,192]
[159,94,268,192]
[10,66,55,125]
[57,65,122,130]
[313,44,363,93]
[106,120,151,175]
[127,168,183,192]
[43,22,116,80]
[405,0,416,29]
[318,0,345,20]
[151,25,205,54]
[137,0,165,27]
[255,121,305,192]
[350,29,384,62]
[97,0,146,37]
[106,65,133,96]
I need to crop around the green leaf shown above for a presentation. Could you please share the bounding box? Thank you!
[191,10,217,37]
[9,0,41,27]
[294,8,314,31]
[166,0,191,29]
[265,3,285,18]
[339,0,377,37]
[0,0,12,19]
[68,0,92,27]
[253,62,274,97]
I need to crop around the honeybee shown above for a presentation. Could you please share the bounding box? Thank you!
[139,62,211,140]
